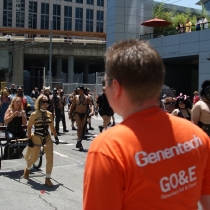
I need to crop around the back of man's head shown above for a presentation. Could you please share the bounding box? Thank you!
[105,39,165,103]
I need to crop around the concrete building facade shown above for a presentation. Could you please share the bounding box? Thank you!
[0,0,107,34]
[106,0,153,48]
[0,0,107,92]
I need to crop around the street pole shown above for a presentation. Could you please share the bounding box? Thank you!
[49,19,53,88]
[43,67,45,87]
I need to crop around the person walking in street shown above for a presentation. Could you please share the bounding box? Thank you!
[86,88,94,131]
[191,80,210,136]
[23,95,59,186]
[95,87,112,132]
[68,86,94,151]
[68,89,77,130]
[60,88,69,132]
[52,88,63,135]
[84,39,210,210]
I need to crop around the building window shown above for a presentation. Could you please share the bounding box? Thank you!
[97,0,104,6]
[75,8,83,31]
[3,0,12,27]
[53,4,61,30]
[41,3,49,29]
[86,9,93,32]
[16,0,25,27]
[87,0,94,5]
[64,6,72,31]
[96,10,103,32]
[65,0,72,2]
[28,1,37,29]
[76,0,83,4]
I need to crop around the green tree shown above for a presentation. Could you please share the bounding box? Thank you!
[153,2,175,34]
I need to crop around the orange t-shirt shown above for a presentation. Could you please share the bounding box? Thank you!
[83,107,210,210]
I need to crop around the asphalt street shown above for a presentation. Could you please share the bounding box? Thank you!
[0,112,122,210]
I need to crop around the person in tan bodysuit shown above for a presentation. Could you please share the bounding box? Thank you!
[191,80,210,136]
[23,95,59,187]
[68,86,94,151]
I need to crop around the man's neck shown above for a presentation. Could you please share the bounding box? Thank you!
[121,98,160,120]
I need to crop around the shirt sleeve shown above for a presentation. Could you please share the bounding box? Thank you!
[83,152,124,210]
[201,139,210,195]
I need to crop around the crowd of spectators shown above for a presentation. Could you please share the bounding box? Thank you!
[176,16,208,34]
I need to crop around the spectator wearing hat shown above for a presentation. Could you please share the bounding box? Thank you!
[193,91,200,105]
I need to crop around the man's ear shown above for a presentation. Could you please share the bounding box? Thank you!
[112,79,121,98]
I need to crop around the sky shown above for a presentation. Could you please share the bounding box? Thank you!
[155,0,202,10]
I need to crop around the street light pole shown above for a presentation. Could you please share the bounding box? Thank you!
[43,67,45,87]
[49,19,53,88]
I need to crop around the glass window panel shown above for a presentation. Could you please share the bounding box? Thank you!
[3,0,12,26]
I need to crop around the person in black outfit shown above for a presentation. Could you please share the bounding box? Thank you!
[171,93,192,120]
[30,87,40,101]
[9,84,17,95]
[95,87,112,132]
[60,88,69,132]
[52,88,63,135]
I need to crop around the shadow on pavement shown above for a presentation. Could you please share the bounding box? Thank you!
[0,169,74,192]
[72,148,88,153]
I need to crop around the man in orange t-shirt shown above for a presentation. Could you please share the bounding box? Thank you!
[83,40,210,210]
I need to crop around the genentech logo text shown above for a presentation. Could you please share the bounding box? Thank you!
[135,135,202,167]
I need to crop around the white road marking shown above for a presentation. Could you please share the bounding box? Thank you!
[53,151,69,158]
[65,144,75,146]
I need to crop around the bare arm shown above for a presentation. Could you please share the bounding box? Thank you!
[69,97,76,113]
[200,195,210,210]
[191,103,201,125]
[4,108,19,125]
[20,110,27,126]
